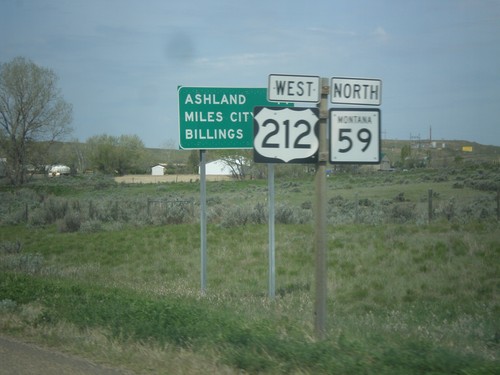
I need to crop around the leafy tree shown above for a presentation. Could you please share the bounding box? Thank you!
[187,150,199,174]
[57,139,88,174]
[0,57,73,185]
[400,144,413,168]
[86,134,145,175]
[116,134,145,174]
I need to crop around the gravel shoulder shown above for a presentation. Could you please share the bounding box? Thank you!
[0,336,133,375]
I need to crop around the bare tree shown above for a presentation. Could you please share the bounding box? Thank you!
[212,149,252,179]
[0,57,73,185]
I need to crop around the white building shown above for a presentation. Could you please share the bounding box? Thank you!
[201,159,234,176]
[151,164,167,176]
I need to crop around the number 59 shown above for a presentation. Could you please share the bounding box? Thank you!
[338,128,372,153]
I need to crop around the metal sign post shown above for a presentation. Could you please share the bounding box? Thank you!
[178,87,289,294]
[199,150,207,294]
[268,163,276,299]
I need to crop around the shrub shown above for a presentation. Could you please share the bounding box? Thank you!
[329,195,346,206]
[275,205,296,224]
[29,196,69,226]
[394,192,408,202]
[250,202,267,224]
[79,220,102,233]
[0,299,17,312]
[149,202,194,225]
[301,200,312,210]
[390,203,417,223]
[358,198,374,207]
[220,206,250,227]
[57,212,81,233]
[0,240,22,254]
[275,205,311,224]
[1,253,44,274]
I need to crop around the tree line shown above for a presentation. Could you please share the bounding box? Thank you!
[0,57,321,184]
[5,56,477,185]
[0,57,197,184]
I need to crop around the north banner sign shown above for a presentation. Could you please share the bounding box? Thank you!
[330,77,382,106]
[178,87,287,149]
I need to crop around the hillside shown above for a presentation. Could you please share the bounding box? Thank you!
[147,140,500,168]
[380,139,500,168]
[27,139,500,176]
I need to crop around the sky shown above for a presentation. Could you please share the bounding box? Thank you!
[1,0,500,148]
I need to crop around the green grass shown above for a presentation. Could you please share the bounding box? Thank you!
[1,168,500,374]
[1,221,499,374]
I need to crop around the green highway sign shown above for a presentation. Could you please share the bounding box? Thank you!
[178,86,288,149]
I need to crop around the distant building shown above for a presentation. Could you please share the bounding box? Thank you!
[151,164,167,176]
[201,159,234,176]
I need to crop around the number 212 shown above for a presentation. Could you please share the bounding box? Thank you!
[262,119,312,149]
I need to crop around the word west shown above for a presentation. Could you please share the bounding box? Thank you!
[273,80,316,98]
[268,75,320,102]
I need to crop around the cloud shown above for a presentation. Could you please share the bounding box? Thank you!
[193,52,294,69]
[307,27,357,37]
[165,31,196,63]
[372,26,390,43]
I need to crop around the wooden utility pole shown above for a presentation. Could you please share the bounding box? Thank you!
[314,78,329,339]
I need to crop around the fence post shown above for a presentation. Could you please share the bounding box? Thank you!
[428,189,433,223]
[497,189,499,221]
[89,200,94,220]
[354,192,359,223]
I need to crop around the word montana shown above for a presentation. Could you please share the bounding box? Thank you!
[336,115,373,124]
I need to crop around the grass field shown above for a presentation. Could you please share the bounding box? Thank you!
[1,166,499,374]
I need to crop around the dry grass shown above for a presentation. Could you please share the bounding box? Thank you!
[114,174,232,184]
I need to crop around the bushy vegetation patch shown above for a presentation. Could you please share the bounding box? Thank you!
[1,167,500,373]
[2,168,499,230]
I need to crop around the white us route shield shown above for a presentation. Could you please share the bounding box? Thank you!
[253,107,319,164]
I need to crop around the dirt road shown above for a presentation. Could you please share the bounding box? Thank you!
[0,336,133,375]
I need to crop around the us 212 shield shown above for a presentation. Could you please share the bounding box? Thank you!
[253,107,319,164]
